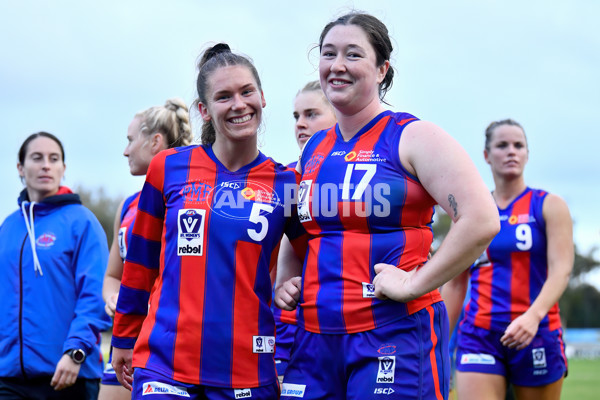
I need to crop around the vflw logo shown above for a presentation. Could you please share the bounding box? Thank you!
[252,336,275,353]
[532,348,547,368]
[177,209,206,256]
[376,356,395,383]
[362,282,376,298]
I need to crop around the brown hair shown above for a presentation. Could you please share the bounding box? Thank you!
[484,119,527,151]
[194,43,262,145]
[319,12,394,101]
[19,132,65,164]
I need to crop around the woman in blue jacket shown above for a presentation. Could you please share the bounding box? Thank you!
[0,132,111,399]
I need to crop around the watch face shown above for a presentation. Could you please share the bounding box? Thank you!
[71,349,85,363]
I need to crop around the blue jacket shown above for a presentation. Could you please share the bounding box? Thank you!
[0,187,111,379]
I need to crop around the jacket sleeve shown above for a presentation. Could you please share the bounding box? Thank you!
[112,152,167,349]
[62,209,111,355]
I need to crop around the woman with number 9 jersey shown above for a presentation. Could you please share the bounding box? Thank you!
[110,44,304,400]
[444,119,573,400]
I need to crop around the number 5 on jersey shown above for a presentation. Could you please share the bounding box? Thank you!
[247,203,274,242]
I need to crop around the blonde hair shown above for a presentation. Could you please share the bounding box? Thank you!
[297,80,333,111]
[135,98,193,148]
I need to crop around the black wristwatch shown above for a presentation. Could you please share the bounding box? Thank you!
[66,348,86,364]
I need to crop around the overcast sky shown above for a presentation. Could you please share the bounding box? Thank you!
[1,1,598,281]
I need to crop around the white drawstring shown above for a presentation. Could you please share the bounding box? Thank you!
[21,201,43,276]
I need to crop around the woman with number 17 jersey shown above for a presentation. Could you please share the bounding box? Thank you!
[111,44,304,400]
[274,12,499,400]
[444,119,573,400]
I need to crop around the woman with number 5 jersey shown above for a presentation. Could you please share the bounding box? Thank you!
[274,11,499,400]
[443,119,573,400]
[110,43,305,400]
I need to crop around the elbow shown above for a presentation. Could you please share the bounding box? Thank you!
[479,208,500,246]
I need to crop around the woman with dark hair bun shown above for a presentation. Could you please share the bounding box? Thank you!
[274,12,500,400]
[111,44,305,400]
[0,132,111,400]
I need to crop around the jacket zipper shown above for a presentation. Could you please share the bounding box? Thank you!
[19,234,28,379]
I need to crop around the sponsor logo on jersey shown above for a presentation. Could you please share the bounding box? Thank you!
[346,150,387,163]
[298,180,313,222]
[374,388,395,395]
[252,336,275,353]
[118,226,128,259]
[142,382,190,397]
[508,213,535,225]
[376,356,395,383]
[234,388,252,398]
[177,209,205,256]
[362,282,376,298]
[281,383,306,397]
[377,344,397,356]
[208,180,281,220]
[36,233,56,248]
[241,187,255,200]
[532,348,547,368]
[304,153,325,175]
[180,181,213,203]
[221,181,241,189]
[460,353,496,365]
[344,151,357,162]
[331,150,347,156]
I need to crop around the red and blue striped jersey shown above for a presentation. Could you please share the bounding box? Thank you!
[117,191,140,261]
[464,188,561,331]
[112,145,304,388]
[297,111,442,334]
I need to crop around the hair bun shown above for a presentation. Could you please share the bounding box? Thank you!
[205,43,231,59]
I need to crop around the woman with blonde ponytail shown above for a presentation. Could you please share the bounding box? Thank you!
[98,98,193,400]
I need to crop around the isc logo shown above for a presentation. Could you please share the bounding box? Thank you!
[221,181,241,189]
[374,388,395,395]
[177,209,206,256]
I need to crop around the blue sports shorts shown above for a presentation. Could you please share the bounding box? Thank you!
[132,368,279,400]
[456,319,567,386]
[281,302,449,400]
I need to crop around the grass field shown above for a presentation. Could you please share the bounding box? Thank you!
[562,358,600,399]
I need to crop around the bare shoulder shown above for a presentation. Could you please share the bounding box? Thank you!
[542,193,572,222]
[399,119,468,178]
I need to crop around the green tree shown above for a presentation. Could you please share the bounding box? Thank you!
[432,207,600,327]
[560,247,600,327]
[75,185,122,246]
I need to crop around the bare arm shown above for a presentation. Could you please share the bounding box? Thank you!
[500,193,573,349]
[274,235,303,311]
[102,199,125,318]
[441,268,470,333]
[373,121,499,302]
